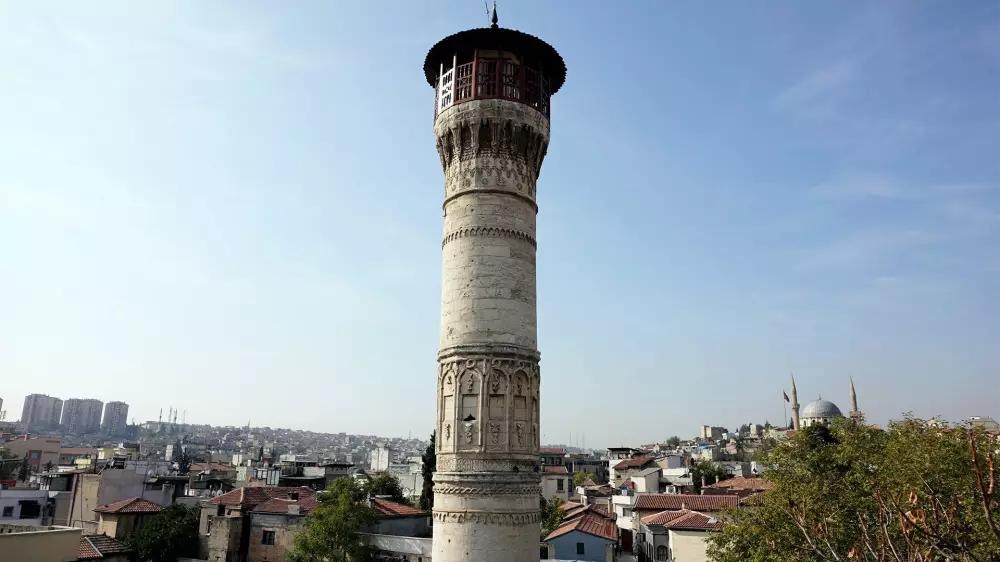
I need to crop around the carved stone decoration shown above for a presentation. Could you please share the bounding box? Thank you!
[432,97,553,562]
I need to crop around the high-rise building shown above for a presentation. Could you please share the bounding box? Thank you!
[425,8,565,561]
[101,401,129,435]
[20,394,63,431]
[61,398,103,433]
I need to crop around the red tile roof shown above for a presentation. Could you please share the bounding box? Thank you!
[613,456,655,470]
[209,486,315,509]
[94,497,163,514]
[371,498,427,518]
[544,513,617,542]
[557,501,584,512]
[562,503,613,522]
[704,476,773,492]
[252,496,319,515]
[78,534,132,559]
[539,447,566,455]
[543,465,569,474]
[641,509,723,531]
[633,494,739,512]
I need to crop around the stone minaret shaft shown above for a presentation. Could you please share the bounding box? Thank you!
[849,377,859,418]
[790,375,800,430]
[425,18,565,562]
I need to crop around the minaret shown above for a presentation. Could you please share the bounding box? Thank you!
[790,375,800,430]
[424,8,566,562]
[849,377,860,419]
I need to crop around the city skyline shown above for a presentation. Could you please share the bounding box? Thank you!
[2,2,998,445]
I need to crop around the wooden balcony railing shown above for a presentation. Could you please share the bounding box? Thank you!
[435,57,551,118]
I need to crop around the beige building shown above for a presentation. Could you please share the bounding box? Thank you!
[425,8,566,562]
[3,436,61,472]
[94,497,163,539]
[0,524,81,562]
[638,509,722,562]
[60,399,103,433]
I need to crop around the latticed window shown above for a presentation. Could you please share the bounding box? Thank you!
[454,62,474,102]
[476,59,498,97]
[656,545,669,561]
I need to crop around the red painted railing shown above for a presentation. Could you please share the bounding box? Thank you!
[436,57,551,118]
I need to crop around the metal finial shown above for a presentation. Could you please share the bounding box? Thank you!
[490,1,498,28]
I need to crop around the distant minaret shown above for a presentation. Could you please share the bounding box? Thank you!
[849,378,860,419]
[790,375,800,430]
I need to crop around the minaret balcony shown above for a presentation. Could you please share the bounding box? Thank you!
[435,56,551,119]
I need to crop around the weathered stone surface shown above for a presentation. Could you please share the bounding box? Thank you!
[432,98,549,562]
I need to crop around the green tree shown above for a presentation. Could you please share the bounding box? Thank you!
[290,477,377,562]
[707,418,1000,562]
[540,496,565,539]
[665,435,681,447]
[573,471,592,487]
[0,449,18,480]
[365,472,408,504]
[418,431,436,511]
[690,459,727,493]
[125,504,199,562]
[17,457,31,482]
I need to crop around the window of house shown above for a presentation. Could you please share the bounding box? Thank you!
[557,479,564,491]
[262,530,276,545]
[656,545,669,561]
[217,504,225,516]
[2,506,13,517]
[576,542,585,555]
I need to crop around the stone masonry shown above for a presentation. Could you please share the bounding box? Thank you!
[432,97,550,562]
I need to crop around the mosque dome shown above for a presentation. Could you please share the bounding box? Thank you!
[801,399,843,419]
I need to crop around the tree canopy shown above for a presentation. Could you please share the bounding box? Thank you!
[540,496,564,539]
[125,504,199,562]
[365,472,409,504]
[290,477,378,562]
[419,431,436,511]
[707,418,1000,562]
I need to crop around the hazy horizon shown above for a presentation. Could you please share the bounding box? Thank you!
[2,1,998,447]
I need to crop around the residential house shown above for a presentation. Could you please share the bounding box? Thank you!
[606,447,642,485]
[94,497,162,539]
[632,494,738,531]
[542,465,571,502]
[247,493,318,562]
[543,503,618,562]
[638,509,723,562]
[199,486,316,562]
[0,489,55,525]
[611,456,658,488]
[4,437,61,472]
[702,476,772,499]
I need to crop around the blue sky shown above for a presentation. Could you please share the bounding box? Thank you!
[1,1,998,446]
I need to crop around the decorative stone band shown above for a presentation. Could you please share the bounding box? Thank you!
[438,343,540,363]
[442,226,537,249]
[433,484,542,496]
[432,509,541,526]
[435,456,540,473]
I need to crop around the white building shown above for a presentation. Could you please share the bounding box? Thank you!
[368,444,391,472]
[0,489,54,525]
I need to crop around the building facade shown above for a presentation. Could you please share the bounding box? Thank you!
[20,394,63,431]
[61,398,103,433]
[426,9,566,562]
[101,402,129,436]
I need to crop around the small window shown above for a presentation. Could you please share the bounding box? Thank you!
[217,504,225,516]
[2,506,13,517]
[576,542,585,555]
[557,479,564,491]
[656,545,669,561]
[262,530,276,545]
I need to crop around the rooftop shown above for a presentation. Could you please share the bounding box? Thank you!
[633,494,739,512]
[371,498,427,518]
[544,513,617,543]
[78,534,132,560]
[94,497,163,514]
[641,509,723,531]
[209,486,315,509]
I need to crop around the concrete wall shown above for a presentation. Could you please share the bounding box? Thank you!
[669,529,710,562]
[247,513,304,562]
[0,525,81,562]
[546,531,613,562]
[0,489,51,525]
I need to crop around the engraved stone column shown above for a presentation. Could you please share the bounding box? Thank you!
[424,15,566,562]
